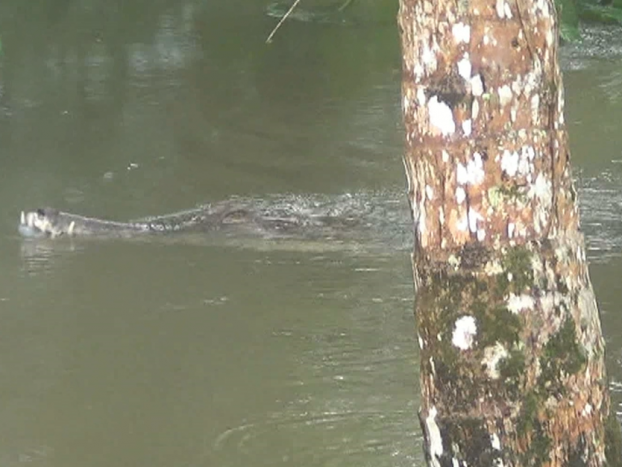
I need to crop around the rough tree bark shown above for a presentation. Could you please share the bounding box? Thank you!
[397,0,622,465]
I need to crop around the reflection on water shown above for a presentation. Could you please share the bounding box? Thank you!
[18,238,84,276]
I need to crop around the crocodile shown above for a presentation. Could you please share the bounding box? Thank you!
[18,201,364,241]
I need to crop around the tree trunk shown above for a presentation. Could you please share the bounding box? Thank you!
[397,0,622,465]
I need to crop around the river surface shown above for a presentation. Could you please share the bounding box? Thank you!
[1,1,622,465]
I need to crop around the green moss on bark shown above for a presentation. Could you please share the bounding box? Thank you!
[539,317,587,392]
[496,246,534,294]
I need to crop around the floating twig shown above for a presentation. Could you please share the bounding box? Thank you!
[337,0,354,13]
[266,0,303,44]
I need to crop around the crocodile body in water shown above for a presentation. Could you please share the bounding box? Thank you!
[18,196,376,243]
[19,206,277,238]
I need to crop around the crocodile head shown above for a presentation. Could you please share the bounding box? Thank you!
[19,208,76,238]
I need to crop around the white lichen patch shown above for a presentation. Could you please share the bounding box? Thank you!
[477,228,486,242]
[498,85,513,107]
[426,185,434,200]
[452,315,477,350]
[457,153,485,186]
[491,433,502,451]
[499,145,534,179]
[507,293,535,314]
[402,95,410,112]
[508,222,516,238]
[428,96,456,136]
[582,403,593,416]
[496,0,513,18]
[420,41,438,75]
[470,152,485,182]
[471,75,484,97]
[457,56,472,80]
[482,342,509,379]
[537,0,551,16]
[495,0,505,17]
[557,87,565,126]
[442,150,450,163]
[425,407,444,464]
[528,172,552,202]
[462,119,472,136]
[504,2,513,18]
[468,208,483,233]
[472,98,480,120]
[546,28,554,47]
[456,186,466,204]
[500,149,519,177]
[457,213,469,232]
[456,163,468,185]
[452,23,470,44]
[522,145,536,160]
[530,93,540,123]
[576,245,585,262]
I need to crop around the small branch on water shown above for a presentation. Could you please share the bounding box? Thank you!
[265,0,303,44]
[337,0,354,13]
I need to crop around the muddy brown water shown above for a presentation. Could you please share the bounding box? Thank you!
[1,2,622,465]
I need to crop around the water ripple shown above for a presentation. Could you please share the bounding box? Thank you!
[578,172,622,262]
[208,410,421,467]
